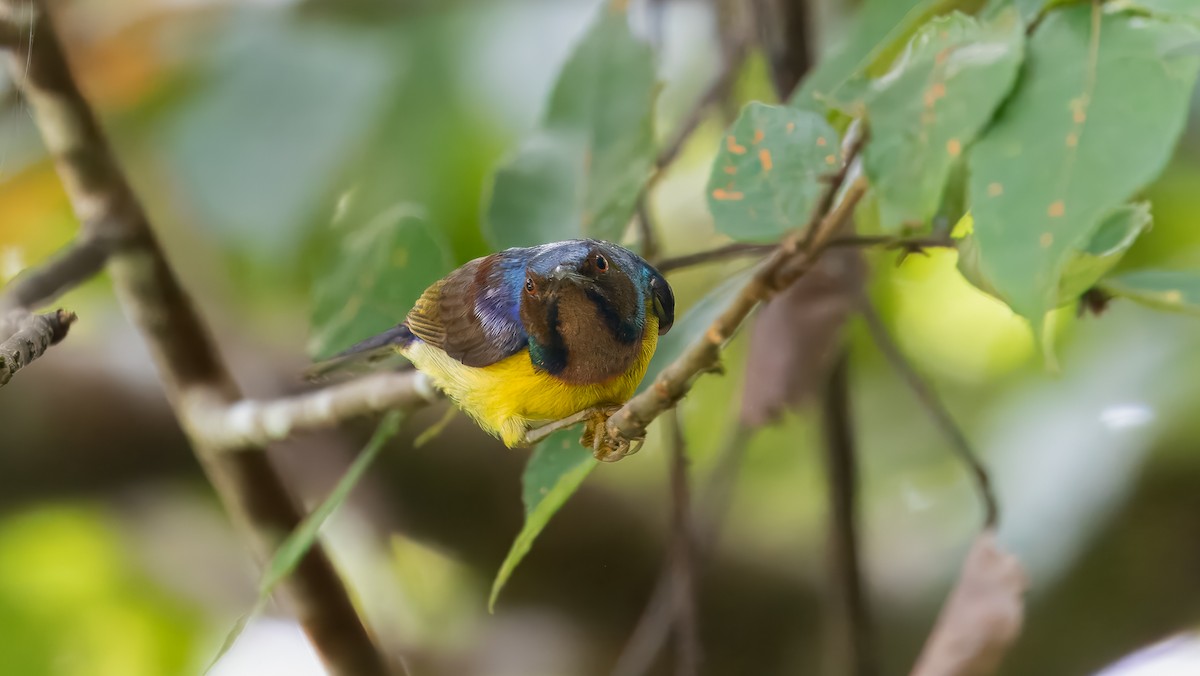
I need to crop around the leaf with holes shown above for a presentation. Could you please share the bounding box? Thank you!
[309,206,453,360]
[706,103,840,242]
[967,6,1200,324]
[865,9,1024,230]
[490,430,595,611]
[485,6,656,249]
[1100,270,1200,317]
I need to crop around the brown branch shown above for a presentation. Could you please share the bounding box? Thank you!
[0,308,74,386]
[636,197,661,263]
[860,301,998,529]
[665,409,700,676]
[612,421,754,676]
[0,4,396,674]
[818,351,878,676]
[0,235,110,311]
[637,38,749,263]
[655,242,776,273]
[188,371,442,451]
[606,166,869,450]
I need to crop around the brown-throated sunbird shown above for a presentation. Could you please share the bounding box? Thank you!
[312,239,675,458]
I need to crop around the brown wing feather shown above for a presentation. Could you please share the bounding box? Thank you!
[405,257,526,367]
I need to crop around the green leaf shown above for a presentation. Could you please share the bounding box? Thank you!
[206,413,403,672]
[485,130,585,251]
[706,103,841,242]
[864,10,1024,230]
[489,430,595,611]
[957,203,1155,307]
[966,5,1200,322]
[790,0,975,114]
[485,6,657,249]
[308,205,453,360]
[1099,269,1200,316]
[1057,202,1152,301]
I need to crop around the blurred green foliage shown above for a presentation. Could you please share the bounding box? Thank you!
[0,506,203,676]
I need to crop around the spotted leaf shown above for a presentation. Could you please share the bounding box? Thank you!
[864,9,1024,230]
[967,5,1200,323]
[706,103,840,242]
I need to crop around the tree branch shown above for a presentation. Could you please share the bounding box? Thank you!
[637,37,749,263]
[0,4,395,674]
[0,309,75,386]
[665,408,700,676]
[605,164,869,450]
[187,370,441,451]
[860,302,998,529]
[818,351,878,676]
[0,234,110,311]
[611,421,754,676]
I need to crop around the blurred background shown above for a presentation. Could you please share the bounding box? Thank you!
[1,0,1200,674]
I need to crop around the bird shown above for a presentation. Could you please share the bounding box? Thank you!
[311,239,674,458]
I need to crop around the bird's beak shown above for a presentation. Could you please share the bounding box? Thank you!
[551,263,589,287]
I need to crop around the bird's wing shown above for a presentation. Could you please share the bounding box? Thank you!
[406,256,529,367]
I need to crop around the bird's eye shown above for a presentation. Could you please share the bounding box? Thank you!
[525,277,537,295]
[594,254,608,272]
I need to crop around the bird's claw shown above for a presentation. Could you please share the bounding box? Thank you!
[580,406,643,463]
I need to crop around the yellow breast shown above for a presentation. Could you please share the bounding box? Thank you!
[403,315,659,447]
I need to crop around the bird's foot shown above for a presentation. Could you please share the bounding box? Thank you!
[581,406,644,463]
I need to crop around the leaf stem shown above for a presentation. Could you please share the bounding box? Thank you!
[860,301,998,528]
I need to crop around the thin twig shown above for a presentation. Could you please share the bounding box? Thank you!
[637,39,749,263]
[655,243,775,273]
[665,408,700,676]
[0,308,74,386]
[0,4,396,673]
[818,351,878,676]
[653,43,748,177]
[0,235,109,311]
[186,371,442,451]
[860,301,998,529]
[636,197,661,263]
[654,235,954,274]
[612,422,754,676]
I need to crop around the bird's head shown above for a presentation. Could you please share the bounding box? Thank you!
[518,240,674,353]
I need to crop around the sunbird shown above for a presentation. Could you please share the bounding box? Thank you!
[315,239,675,454]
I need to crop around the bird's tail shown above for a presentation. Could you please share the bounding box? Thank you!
[304,323,417,381]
